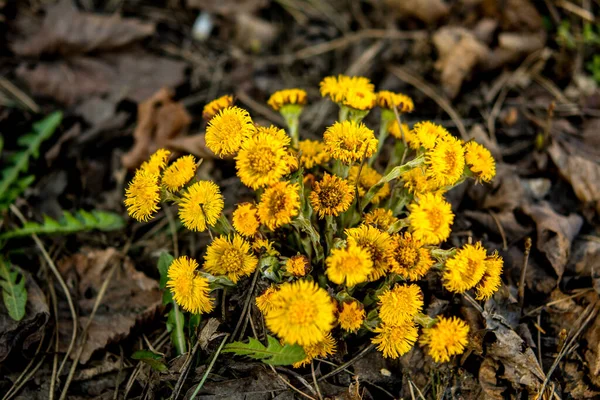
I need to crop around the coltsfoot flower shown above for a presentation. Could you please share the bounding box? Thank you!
[167,256,213,314]
[178,181,224,232]
[388,120,416,146]
[376,91,414,112]
[286,255,310,277]
[202,95,234,120]
[205,106,256,157]
[378,284,424,326]
[232,203,260,237]
[265,280,335,346]
[309,173,354,218]
[267,89,307,111]
[390,232,434,281]
[343,86,376,111]
[348,165,390,204]
[203,235,258,283]
[408,192,454,245]
[464,141,496,182]
[420,316,469,362]
[371,322,418,359]
[425,136,465,188]
[320,75,374,103]
[363,208,398,231]
[256,286,278,315]
[298,140,331,169]
[293,333,336,368]
[443,242,488,293]
[124,169,161,222]
[161,155,197,191]
[323,121,378,164]
[475,252,504,300]
[140,148,171,175]
[345,225,394,281]
[325,244,373,286]
[401,167,442,195]
[337,301,365,332]
[236,127,289,189]
[411,121,450,150]
[257,181,300,230]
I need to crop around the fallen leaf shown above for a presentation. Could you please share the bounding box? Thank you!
[563,360,600,399]
[11,0,155,57]
[0,268,50,362]
[121,88,193,170]
[384,0,449,24]
[479,357,506,399]
[481,163,526,211]
[568,239,600,277]
[433,27,489,98]
[463,210,531,244]
[482,0,542,32]
[57,247,162,364]
[523,201,583,280]
[186,0,268,15]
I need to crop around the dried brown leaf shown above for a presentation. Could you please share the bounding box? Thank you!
[384,0,449,24]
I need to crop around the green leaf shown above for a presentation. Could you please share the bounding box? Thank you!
[223,336,306,366]
[167,305,187,355]
[131,350,168,372]
[0,257,27,321]
[157,252,174,304]
[0,112,62,210]
[0,209,124,240]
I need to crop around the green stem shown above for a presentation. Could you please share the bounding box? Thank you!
[338,105,349,122]
[171,303,187,355]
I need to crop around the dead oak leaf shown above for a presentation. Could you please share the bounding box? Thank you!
[11,0,155,57]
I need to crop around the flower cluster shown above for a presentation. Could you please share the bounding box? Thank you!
[124,75,502,366]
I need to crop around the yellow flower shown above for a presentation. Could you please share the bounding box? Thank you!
[203,235,258,283]
[284,150,299,174]
[293,333,336,368]
[420,316,469,363]
[425,136,465,187]
[345,225,394,281]
[232,203,260,237]
[376,91,414,113]
[298,140,331,169]
[266,280,335,346]
[408,193,454,245]
[167,256,213,314]
[388,120,417,147]
[252,238,280,256]
[443,242,488,293]
[342,87,376,111]
[124,170,161,222]
[257,181,300,230]
[378,284,423,326]
[325,244,373,286]
[319,75,374,103]
[363,208,398,231]
[286,255,310,277]
[348,165,390,204]
[475,252,504,300]
[309,173,354,218]
[256,286,278,315]
[401,167,441,195]
[202,95,234,120]
[390,232,434,281]
[236,128,289,189]
[411,121,450,150]
[178,181,224,232]
[323,121,378,164]
[161,155,197,191]
[257,125,292,147]
[268,89,307,111]
[371,322,418,359]
[205,106,256,157]
[464,141,496,183]
[140,148,171,176]
[337,301,365,332]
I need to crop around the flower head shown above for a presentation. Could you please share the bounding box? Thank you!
[232,203,260,237]
[348,165,390,204]
[298,140,331,169]
[408,193,454,245]
[320,75,374,103]
[203,235,258,283]
[323,121,378,164]
[475,252,503,300]
[286,255,310,277]
[420,316,469,362]
[309,173,354,218]
[206,106,256,157]
[236,128,289,189]
[257,182,300,230]
[265,280,335,346]
[390,232,434,281]
[425,136,465,188]
[401,167,441,195]
[252,238,279,257]
[345,225,394,281]
[256,286,278,315]
[338,301,365,332]
[203,95,234,120]
[178,181,224,232]
[293,333,336,368]
[411,121,450,150]
[364,208,398,231]
[388,120,417,147]
[161,155,197,191]
[268,89,307,111]
[443,242,488,293]
[464,141,496,182]
[140,148,171,175]
[124,170,161,222]
[376,91,414,112]
[378,284,423,326]
[371,322,418,359]
[326,244,373,286]
[343,86,376,111]
[167,256,213,314]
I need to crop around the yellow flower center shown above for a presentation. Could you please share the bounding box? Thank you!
[220,248,244,272]
[318,186,345,209]
[397,245,418,267]
[443,148,458,173]
[247,148,276,173]
[426,208,443,229]
[288,299,318,326]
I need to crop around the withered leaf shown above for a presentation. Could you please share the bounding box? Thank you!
[12,0,155,57]
[384,0,449,24]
